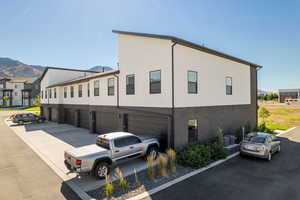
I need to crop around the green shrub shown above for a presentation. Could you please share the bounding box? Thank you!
[177,132,229,169]
[177,144,211,168]
[209,142,228,160]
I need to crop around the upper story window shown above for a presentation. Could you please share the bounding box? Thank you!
[15,92,18,96]
[188,71,198,94]
[87,83,90,97]
[78,85,83,97]
[150,70,161,94]
[45,90,47,99]
[226,76,233,95]
[15,85,18,89]
[64,87,67,98]
[54,88,57,98]
[70,86,74,98]
[108,78,114,96]
[41,90,43,99]
[49,89,52,99]
[126,74,135,95]
[94,80,100,96]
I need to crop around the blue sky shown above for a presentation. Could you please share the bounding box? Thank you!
[1,0,299,91]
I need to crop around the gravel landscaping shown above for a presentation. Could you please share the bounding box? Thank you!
[87,164,194,200]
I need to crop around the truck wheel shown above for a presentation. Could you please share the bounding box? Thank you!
[146,146,159,160]
[94,162,110,179]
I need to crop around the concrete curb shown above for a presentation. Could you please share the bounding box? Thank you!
[127,152,240,200]
[276,127,297,136]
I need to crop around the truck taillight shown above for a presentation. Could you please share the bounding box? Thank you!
[75,160,82,166]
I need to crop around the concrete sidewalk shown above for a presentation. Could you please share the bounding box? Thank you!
[0,113,75,200]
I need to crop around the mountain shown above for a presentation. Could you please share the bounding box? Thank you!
[0,57,114,78]
[88,66,113,72]
[0,57,45,78]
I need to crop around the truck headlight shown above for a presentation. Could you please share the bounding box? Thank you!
[256,146,265,151]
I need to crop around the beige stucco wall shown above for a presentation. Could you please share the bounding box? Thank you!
[118,34,173,107]
[174,44,251,107]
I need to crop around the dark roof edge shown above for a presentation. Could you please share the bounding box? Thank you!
[40,67,99,82]
[112,30,263,69]
[47,70,120,88]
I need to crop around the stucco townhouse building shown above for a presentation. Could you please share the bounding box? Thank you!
[0,77,40,107]
[40,30,262,149]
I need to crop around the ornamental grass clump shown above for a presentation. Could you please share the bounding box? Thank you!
[146,155,155,180]
[104,173,114,197]
[166,148,176,173]
[114,167,128,192]
[158,154,168,177]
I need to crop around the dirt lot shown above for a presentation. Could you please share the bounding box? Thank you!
[258,103,300,130]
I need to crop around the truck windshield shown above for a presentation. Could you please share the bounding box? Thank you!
[96,138,110,149]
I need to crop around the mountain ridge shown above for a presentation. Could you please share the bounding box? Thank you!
[0,57,113,78]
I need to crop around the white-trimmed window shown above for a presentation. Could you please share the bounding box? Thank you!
[150,70,161,94]
[94,80,100,96]
[188,71,198,94]
[54,88,57,98]
[126,74,135,95]
[226,76,232,95]
[64,87,67,98]
[108,78,114,96]
[70,86,74,98]
[78,85,83,97]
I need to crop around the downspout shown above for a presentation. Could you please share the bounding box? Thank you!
[113,74,120,108]
[171,41,177,149]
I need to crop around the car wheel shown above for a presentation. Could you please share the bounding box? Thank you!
[94,162,110,179]
[267,152,272,161]
[146,146,159,160]
[278,145,281,153]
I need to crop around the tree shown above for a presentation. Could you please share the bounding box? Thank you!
[33,96,41,107]
[259,106,271,123]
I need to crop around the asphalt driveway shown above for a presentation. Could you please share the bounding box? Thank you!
[150,127,300,200]
[0,111,79,200]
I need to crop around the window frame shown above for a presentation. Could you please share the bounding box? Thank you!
[149,70,161,94]
[41,90,43,99]
[187,71,198,94]
[78,84,83,97]
[64,87,67,98]
[54,88,57,99]
[126,74,135,95]
[70,86,74,98]
[49,89,52,99]
[108,78,114,96]
[225,76,233,95]
[94,80,100,96]
[87,83,90,97]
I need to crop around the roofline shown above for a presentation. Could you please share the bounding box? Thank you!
[39,67,99,82]
[112,30,263,69]
[47,70,120,88]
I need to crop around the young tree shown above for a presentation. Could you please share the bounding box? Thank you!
[258,106,271,123]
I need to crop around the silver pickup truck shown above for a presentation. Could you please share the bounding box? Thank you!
[64,132,160,179]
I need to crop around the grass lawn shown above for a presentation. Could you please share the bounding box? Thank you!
[0,106,40,111]
[259,103,300,131]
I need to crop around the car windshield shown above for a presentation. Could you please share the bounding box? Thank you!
[96,138,110,149]
[250,136,266,144]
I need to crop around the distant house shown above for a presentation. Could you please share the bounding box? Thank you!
[257,89,268,98]
[278,89,300,103]
[0,77,40,107]
[40,30,262,149]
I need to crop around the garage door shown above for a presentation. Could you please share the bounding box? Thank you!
[96,111,119,134]
[64,108,74,125]
[128,114,168,148]
[79,110,89,129]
